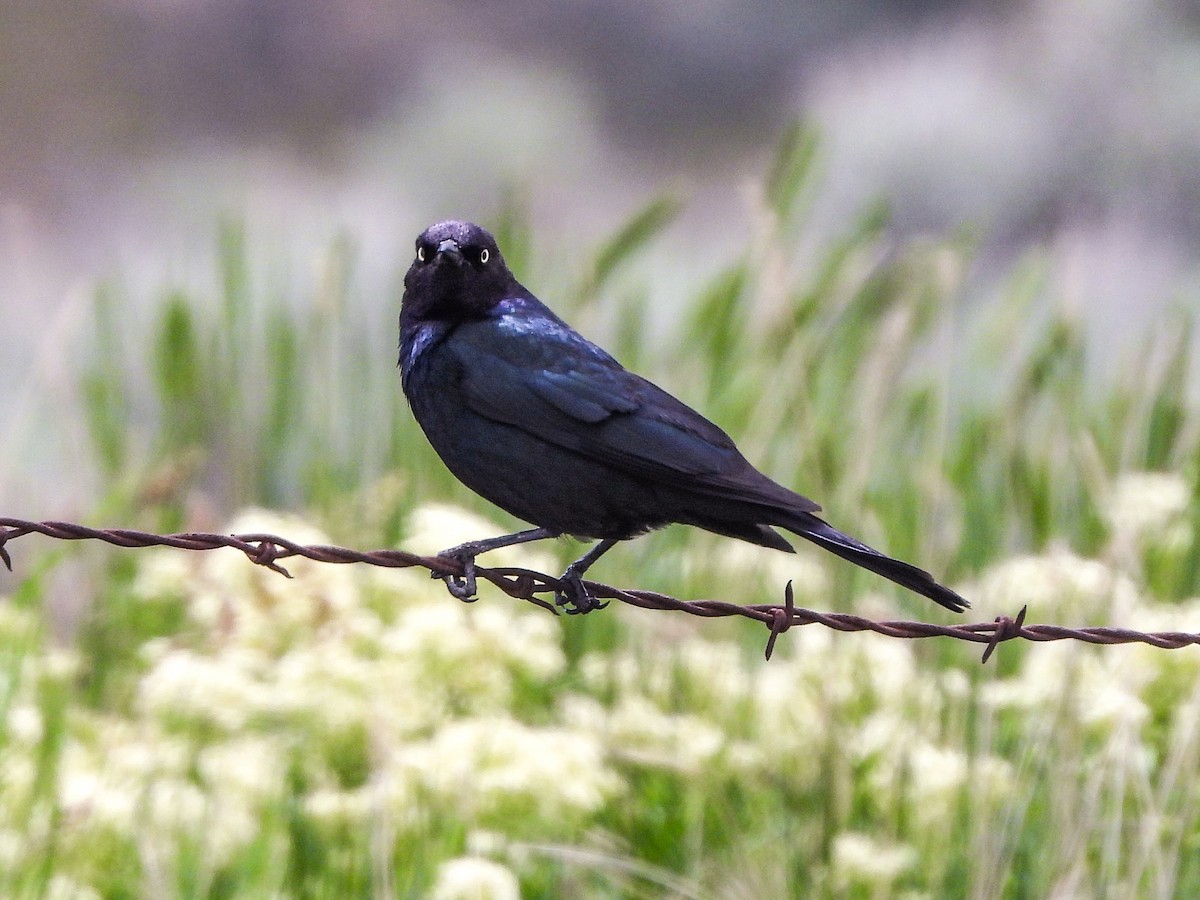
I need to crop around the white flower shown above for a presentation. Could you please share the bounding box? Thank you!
[363,565,446,617]
[60,768,208,842]
[131,550,194,604]
[578,649,674,703]
[395,717,617,823]
[604,696,726,773]
[0,828,26,871]
[904,743,971,832]
[1105,472,1191,547]
[43,875,102,900]
[673,639,753,718]
[751,659,827,784]
[5,703,42,745]
[563,675,734,775]
[558,694,610,744]
[53,723,273,872]
[404,503,557,574]
[577,639,752,730]
[103,727,192,778]
[1080,677,1150,732]
[972,754,1017,811]
[831,832,916,888]
[144,778,209,834]
[1128,598,1200,696]
[680,537,831,598]
[269,642,381,731]
[939,668,971,700]
[429,856,521,900]
[967,547,1138,620]
[909,743,968,797]
[465,829,510,857]
[851,711,919,763]
[41,648,83,682]
[982,643,1151,734]
[305,787,373,828]
[854,633,920,707]
[138,647,272,731]
[197,736,288,803]
[56,726,193,831]
[134,508,371,655]
[379,600,565,717]
[59,768,135,826]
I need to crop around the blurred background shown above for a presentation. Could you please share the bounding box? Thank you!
[5,3,1200,895]
[7,0,1200,271]
[4,0,1200,513]
[2,0,1200,513]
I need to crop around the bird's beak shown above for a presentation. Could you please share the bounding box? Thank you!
[435,238,463,266]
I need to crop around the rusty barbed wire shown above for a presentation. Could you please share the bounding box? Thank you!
[2,517,1198,664]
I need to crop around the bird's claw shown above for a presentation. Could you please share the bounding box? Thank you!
[443,570,479,602]
[554,568,608,615]
[434,543,481,603]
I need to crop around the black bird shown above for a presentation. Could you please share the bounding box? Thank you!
[399,220,968,615]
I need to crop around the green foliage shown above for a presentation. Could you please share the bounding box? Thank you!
[581,194,684,302]
[80,282,132,477]
[764,121,820,222]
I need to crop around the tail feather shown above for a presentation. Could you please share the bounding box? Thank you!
[784,513,969,613]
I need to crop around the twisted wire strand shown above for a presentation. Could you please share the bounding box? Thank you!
[2,517,1197,663]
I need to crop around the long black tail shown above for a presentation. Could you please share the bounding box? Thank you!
[783,513,969,613]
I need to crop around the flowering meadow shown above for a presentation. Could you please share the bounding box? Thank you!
[2,483,1199,897]
[4,135,1200,896]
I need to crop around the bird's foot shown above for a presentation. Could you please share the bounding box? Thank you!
[554,565,608,615]
[433,540,487,603]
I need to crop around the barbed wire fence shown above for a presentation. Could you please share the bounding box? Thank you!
[2,517,1198,663]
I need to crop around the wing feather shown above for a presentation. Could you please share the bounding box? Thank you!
[450,317,816,513]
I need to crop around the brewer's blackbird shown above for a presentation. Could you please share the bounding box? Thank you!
[399,220,968,615]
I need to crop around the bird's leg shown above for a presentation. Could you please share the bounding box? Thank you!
[435,527,559,601]
[556,539,618,614]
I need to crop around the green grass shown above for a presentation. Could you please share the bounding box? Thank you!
[1,125,1199,897]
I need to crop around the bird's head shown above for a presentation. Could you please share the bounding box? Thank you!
[402,220,515,322]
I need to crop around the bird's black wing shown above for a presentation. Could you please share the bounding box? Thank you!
[448,311,819,511]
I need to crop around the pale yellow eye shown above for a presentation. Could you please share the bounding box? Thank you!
[417,246,426,262]
[480,248,490,264]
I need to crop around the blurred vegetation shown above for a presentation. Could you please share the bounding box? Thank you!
[1,125,1198,897]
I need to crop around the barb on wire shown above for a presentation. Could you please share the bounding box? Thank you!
[2,517,1198,664]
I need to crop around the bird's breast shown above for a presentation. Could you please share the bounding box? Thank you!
[399,321,451,389]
